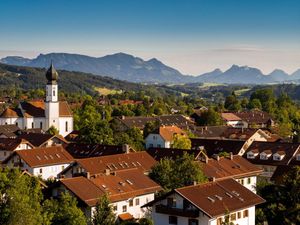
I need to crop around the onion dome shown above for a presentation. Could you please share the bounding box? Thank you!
[46,63,58,84]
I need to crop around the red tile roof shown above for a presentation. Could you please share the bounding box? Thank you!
[60,168,162,206]
[199,155,262,180]
[0,138,33,151]
[3,146,74,167]
[71,152,156,176]
[221,113,242,121]
[0,100,72,118]
[175,179,265,218]
[17,133,67,147]
[158,126,186,141]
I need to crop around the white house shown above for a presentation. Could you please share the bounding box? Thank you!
[2,145,74,180]
[0,138,33,161]
[143,179,265,225]
[221,113,247,128]
[0,64,73,137]
[199,153,262,193]
[53,168,162,222]
[145,126,187,149]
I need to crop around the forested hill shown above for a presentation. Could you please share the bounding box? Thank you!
[0,63,147,95]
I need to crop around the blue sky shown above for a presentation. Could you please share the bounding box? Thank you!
[0,0,299,74]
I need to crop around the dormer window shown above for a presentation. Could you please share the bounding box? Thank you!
[273,152,285,161]
[297,154,300,161]
[247,151,258,159]
[260,152,271,160]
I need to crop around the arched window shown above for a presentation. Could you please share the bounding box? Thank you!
[32,122,34,128]
[53,90,55,96]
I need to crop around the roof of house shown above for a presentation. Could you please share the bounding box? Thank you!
[118,115,194,130]
[199,155,263,180]
[143,178,265,218]
[235,111,272,124]
[0,107,23,118]
[63,152,157,176]
[0,100,72,118]
[158,126,186,142]
[147,148,201,161]
[0,138,33,152]
[175,179,265,218]
[17,133,67,147]
[221,113,242,121]
[64,143,126,159]
[0,124,20,134]
[245,141,300,166]
[191,138,246,156]
[60,168,162,206]
[3,145,74,167]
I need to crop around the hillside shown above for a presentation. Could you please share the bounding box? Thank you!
[2,52,299,84]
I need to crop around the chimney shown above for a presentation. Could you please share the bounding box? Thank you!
[121,115,125,120]
[86,172,90,179]
[210,177,216,182]
[105,169,110,176]
[193,181,197,186]
[230,152,233,160]
[212,154,220,161]
[205,126,208,131]
[122,144,130,154]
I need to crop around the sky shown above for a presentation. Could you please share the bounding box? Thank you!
[0,0,299,75]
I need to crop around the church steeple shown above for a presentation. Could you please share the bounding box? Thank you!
[46,62,58,84]
[45,63,58,102]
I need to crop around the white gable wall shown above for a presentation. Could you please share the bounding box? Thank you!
[145,134,169,149]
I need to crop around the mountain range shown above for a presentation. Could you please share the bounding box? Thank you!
[1,52,300,84]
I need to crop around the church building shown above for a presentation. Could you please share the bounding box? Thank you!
[0,64,73,137]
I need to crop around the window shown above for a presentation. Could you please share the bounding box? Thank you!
[241,179,244,185]
[188,219,198,225]
[237,211,241,219]
[135,198,140,206]
[243,209,249,218]
[230,213,236,221]
[53,90,55,96]
[168,216,177,225]
[113,205,117,211]
[122,205,127,212]
[62,166,65,170]
[39,168,43,174]
[247,177,251,184]
[65,121,68,132]
[167,197,176,208]
[40,122,43,129]
[157,144,161,148]
[129,199,133,207]
[16,122,18,127]
[31,122,34,128]
[4,152,6,156]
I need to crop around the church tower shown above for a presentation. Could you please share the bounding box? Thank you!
[45,63,60,131]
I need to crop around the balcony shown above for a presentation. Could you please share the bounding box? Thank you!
[155,204,199,218]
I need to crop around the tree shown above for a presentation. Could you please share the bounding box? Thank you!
[256,166,300,225]
[43,192,87,225]
[143,120,160,139]
[196,108,223,126]
[47,126,59,135]
[92,194,115,225]
[248,98,262,110]
[0,168,45,225]
[171,134,191,149]
[224,92,241,111]
[149,153,207,191]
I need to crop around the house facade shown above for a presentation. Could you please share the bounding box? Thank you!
[143,179,265,225]
[2,145,74,180]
